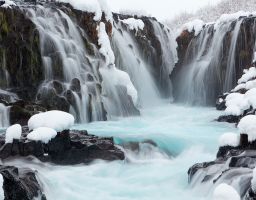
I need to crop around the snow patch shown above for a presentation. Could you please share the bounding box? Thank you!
[252,167,256,193]
[1,0,16,8]
[28,111,75,132]
[100,66,138,105]
[224,93,249,116]
[121,18,145,32]
[27,127,57,143]
[180,19,204,36]
[238,67,256,84]
[213,183,240,200]
[218,132,239,147]
[57,0,112,21]
[97,22,115,65]
[238,115,256,142]
[5,124,22,143]
[0,174,3,200]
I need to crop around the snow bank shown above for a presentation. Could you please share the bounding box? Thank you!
[238,115,256,142]
[5,124,22,143]
[213,183,240,200]
[121,18,145,31]
[224,93,249,116]
[27,127,57,143]
[57,0,112,21]
[97,22,115,65]
[238,67,256,84]
[28,111,75,132]
[180,19,204,36]
[218,132,239,147]
[1,0,16,8]
[100,66,138,104]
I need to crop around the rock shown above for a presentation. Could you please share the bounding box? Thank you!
[217,115,241,123]
[0,165,46,200]
[70,78,81,93]
[0,129,125,165]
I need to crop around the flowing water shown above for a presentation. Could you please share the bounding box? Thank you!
[4,102,237,200]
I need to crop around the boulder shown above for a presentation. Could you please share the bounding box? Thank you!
[0,129,125,165]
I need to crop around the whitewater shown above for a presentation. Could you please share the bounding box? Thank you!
[3,102,237,200]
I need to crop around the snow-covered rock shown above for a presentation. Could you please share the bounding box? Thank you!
[213,183,240,200]
[181,19,204,36]
[5,124,22,143]
[57,0,112,21]
[238,115,256,142]
[100,66,138,104]
[238,67,256,84]
[121,18,145,32]
[27,127,57,143]
[218,132,239,147]
[28,110,75,132]
[1,0,16,8]
[97,22,115,65]
[224,93,249,116]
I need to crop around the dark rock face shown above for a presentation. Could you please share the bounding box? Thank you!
[0,165,46,200]
[188,141,256,199]
[173,17,256,105]
[0,129,125,165]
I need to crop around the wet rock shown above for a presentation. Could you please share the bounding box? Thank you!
[0,129,125,165]
[217,115,241,123]
[70,78,81,93]
[0,165,46,200]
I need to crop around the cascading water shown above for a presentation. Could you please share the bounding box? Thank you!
[26,6,107,123]
[111,21,161,107]
[150,21,178,98]
[174,15,256,105]
[0,103,9,128]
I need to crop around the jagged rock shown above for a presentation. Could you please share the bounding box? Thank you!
[0,129,125,165]
[0,165,46,200]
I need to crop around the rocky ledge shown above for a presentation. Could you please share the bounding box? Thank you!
[0,128,125,165]
[0,165,46,200]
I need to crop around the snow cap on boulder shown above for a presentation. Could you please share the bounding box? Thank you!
[5,124,22,143]
[28,110,75,132]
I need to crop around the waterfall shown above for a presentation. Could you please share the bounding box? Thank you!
[0,103,9,128]
[150,21,178,98]
[111,22,161,107]
[26,6,105,123]
[174,16,256,105]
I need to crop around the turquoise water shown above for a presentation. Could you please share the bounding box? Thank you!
[6,103,237,200]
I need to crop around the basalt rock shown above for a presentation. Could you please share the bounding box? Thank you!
[188,141,256,199]
[0,165,46,200]
[0,129,125,165]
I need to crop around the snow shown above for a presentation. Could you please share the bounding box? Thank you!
[238,115,256,142]
[214,11,250,29]
[180,19,204,36]
[0,174,3,200]
[28,111,75,132]
[252,167,256,193]
[1,0,16,8]
[218,132,239,147]
[245,88,256,109]
[97,22,115,65]
[100,65,138,104]
[213,183,240,200]
[121,18,145,31]
[5,124,22,143]
[57,0,112,21]
[238,67,256,84]
[224,93,250,116]
[27,127,57,143]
